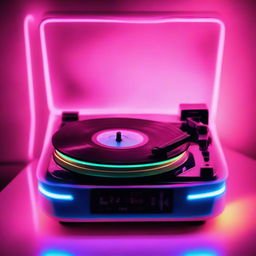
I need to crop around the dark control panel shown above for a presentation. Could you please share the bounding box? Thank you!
[90,189,172,214]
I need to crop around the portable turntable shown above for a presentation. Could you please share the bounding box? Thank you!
[33,15,228,222]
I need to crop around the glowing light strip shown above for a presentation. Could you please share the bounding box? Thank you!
[38,185,74,200]
[39,17,225,115]
[41,250,73,256]
[187,185,226,200]
[211,19,225,125]
[54,151,187,176]
[56,150,185,169]
[24,15,36,159]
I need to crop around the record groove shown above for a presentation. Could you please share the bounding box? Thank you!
[52,118,189,165]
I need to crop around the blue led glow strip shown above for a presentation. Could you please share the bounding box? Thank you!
[38,185,74,200]
[41,250,73,256]
[187,185,226,200]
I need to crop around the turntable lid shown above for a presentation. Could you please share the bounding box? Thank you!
[39,15,224,119]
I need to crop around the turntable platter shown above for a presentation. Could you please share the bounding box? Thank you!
[52,118,190,178]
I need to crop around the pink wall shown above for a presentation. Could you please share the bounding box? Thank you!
[0,0,255,164]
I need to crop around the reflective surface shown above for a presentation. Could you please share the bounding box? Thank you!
[1,147,256,256]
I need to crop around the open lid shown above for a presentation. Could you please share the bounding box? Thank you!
[40,15,225,120]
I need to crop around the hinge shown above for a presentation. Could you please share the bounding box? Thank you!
[62,112,79,123]
[180,104,209,124]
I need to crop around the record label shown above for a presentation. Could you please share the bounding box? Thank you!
[92,129,148,149]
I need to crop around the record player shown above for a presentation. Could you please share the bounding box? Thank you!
[34,15,228,222]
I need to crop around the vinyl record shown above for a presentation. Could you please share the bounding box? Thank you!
[52,118,189,165]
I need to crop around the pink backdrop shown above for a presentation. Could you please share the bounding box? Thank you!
[0,0,255,165]
[41,19,220,114]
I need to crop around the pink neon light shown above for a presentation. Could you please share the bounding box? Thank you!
[24,15,36,160]
[211,22,225,124]
[39,17,225,123]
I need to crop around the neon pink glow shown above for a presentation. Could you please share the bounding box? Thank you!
[39,17,225,125]
[36,17,227,183]
[24,15,36,160]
